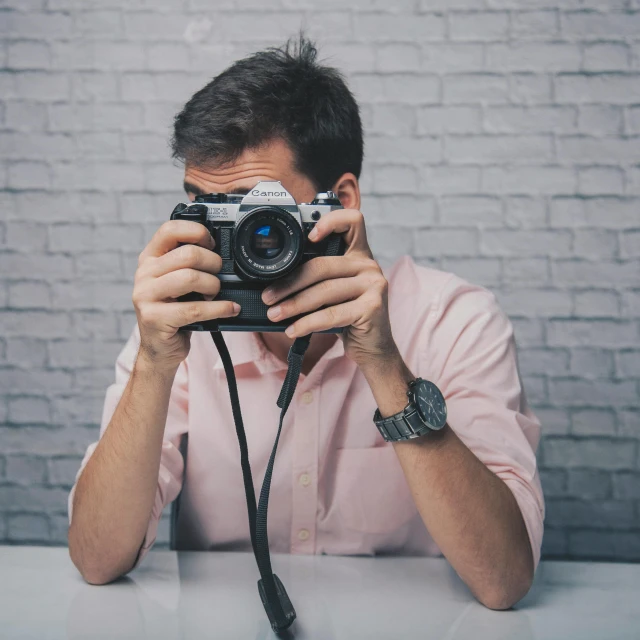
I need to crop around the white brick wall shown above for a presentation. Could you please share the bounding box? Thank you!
[0,0,639,561]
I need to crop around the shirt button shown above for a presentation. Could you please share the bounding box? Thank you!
[298,528,310,541]
[301,391,314,404]
[299,473,311,487]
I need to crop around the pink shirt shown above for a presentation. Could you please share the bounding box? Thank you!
[68,256,544,569]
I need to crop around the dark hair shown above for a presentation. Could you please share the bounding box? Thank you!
[171,34,363,192]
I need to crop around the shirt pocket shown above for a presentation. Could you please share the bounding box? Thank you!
[333,445,418,535]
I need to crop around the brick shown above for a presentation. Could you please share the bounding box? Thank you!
[497,289,572,317]
[577,168,624,195]
[8,397,51,424]
[413,229,478,257]
[47,456,84,487]
[6,41,51,70]
[612,472,640,499]
[521,375,547,404]
[482,166,576,195]
[48,340,125,369]
[48,514,69,545]
[51,395,104,427]
[484,106,576,134]
[52,282,133,311]
[14,72,70,101]
[7,162,51,189]
[5,338,47,368]
[551,198,640,229]
[4,101,47,130]
[369,105,415,136]
[509,73,552,104]
[368,226,413,258]
[569,531,640,561]
[421,166,481,195]
[5,456,47,485]
[546,498,634,529]
[324,44,375,74]
[566,469,612,500]
[540,469,567,497]
[49,103,145,132]
[1,12,73,38]
[583,43,630,71]
[422,44,485,73]
[542,437,636,470]
[7,514,49,542]
[355,14,445,41]
[621,290,640,316]
[447,136,553,163]
[481,230,571,257]
[557,136,640,163]
[616,350,640,377]
[553,259,639,287]
[367,136,441,163]
[360,195,436,227]
[0,425,99,456]
[417,106,481,134]
[504,198,547,229]
[549,378,637,407]
[51,41,146,71]
[439,196,502,225]
[562,11,640,37]
[443,75,509,104]
[373,165,418,194]
[573,230,619,259]
[556,74,640,104]
[620,231,640,258]
[4,223,48,252]
[518,348,570,375]
[74,10,124,38]
[376,45,420,73]
[8,282,51,309]
[486,43,581,71]
[449,11,509,40]
[0,369,73,394]
[70,72,119,101]
[0,486,69,513]
[536,407,571,435]
[505,258,550,285]
[510,10,559,38]
[574,290,619,317]
[578,106,623,135]
[617,409,639,439]
[548,319,637,347]
[1,312,70,339]
[0,253,73,280]
[569,348,614,378]
[541,529,568,558]
[571,407,616,435]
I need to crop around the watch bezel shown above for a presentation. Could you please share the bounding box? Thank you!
[407,378,447,430]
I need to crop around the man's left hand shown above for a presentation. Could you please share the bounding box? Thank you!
[260,208,399,368]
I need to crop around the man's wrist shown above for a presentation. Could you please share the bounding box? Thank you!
[135,348,180,381]
[359,350,415,419]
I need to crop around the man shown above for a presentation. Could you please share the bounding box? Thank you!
[68,36,544,610]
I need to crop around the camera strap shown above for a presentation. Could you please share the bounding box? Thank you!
[210,330,312,633]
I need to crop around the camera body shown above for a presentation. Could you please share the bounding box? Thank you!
[170,181,346,332]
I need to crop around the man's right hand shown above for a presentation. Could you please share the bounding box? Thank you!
[132,220,241,372]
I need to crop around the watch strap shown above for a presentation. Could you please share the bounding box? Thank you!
[374,405,435,442]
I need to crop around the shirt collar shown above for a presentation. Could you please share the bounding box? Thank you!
[212,330,345,375]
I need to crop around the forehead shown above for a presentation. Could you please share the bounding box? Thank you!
[183,138,312,196]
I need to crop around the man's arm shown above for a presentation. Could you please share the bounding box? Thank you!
[68,219,241,584]
[359,355,534,611]
[68,352,179,584]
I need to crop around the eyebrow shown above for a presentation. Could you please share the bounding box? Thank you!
[183,181,252,197]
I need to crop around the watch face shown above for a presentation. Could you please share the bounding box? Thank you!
[412,379,447,430]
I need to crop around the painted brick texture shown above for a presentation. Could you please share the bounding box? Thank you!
[1,0,639,561]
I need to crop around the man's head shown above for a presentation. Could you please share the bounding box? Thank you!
[171,34,363,209]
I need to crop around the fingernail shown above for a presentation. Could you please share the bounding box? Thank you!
[267,305,281,320]
[232,303,241,314]
[285,325,295,337]
[263,287,275,303]
[308,227,319,240]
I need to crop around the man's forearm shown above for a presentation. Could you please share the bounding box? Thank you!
[359,353,534,610]
[68,352,178,585]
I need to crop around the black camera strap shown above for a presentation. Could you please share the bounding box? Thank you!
[210,330,312,633]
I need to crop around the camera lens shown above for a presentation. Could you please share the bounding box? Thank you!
[250,224,284,260]
[233,206,304,281]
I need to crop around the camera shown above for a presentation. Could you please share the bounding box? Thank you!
[170,181,346,332]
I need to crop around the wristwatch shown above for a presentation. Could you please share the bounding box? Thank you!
[373,377,448,442]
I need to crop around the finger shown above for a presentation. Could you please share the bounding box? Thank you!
[145,300,241,330]
[262,256,369,305]
[267,276,367,322]
[308,209,370,253]
[142,268,221,302]
[139,220,214,262]
[284,299,361,338]
[143,243,222,279]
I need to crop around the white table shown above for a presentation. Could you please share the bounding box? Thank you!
[1,546,638,639]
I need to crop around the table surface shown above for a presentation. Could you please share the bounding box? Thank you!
[1,546,639,640]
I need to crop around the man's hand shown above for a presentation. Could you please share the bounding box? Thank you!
[133,220,241,372]
[260,209,398,368]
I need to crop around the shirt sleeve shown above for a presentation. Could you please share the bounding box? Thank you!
[420,273,545,570]
[67,323,188,569]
